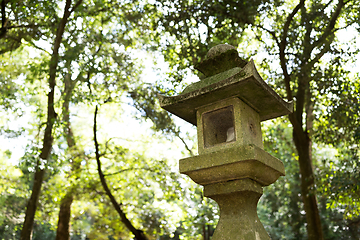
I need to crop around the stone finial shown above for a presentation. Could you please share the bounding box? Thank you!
[195,44,247,78]
[206,44,236,59]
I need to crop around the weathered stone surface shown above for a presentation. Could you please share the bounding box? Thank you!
[204,178,263,197]
[195,44,247,78]
[204,179,270,240]
[158,60,293,125]
[206,44,236,59]
[179,144,285,186]
[196,97,263,154]
[182,67,242,94]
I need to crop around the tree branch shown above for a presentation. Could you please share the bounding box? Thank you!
[0,0,7,38]
[26,41,51,55]
[279,0,306,102]
[277,0,308,141]
[6,23,38,30]
[70,0,83,14]
[104,167,151,177]
[93,105,148,240]
[281,0,306,48]
[311,0,345,49]
[174,130,194,157]
[256,24,280,48]
[306,0,347,69]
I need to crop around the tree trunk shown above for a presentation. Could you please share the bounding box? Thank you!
[279,1,325,234]
[20,166,45,240]
[289,172,303,238]
[20,1,73,239]
[55,194,74,240]
[55,70,77,240]
[288,75,323,240]
[291,114,323,240]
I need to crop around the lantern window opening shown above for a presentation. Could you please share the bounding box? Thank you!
[202,105,236,148]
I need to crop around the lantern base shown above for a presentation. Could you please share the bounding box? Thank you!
[204,178,270,240]
[180,144,285,187]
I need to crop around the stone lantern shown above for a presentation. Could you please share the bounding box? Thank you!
[159,44,293,240]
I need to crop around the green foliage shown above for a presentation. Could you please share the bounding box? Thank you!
[0,48,28,112]
[130,84,176,135]
[260,119,360,239]
[0,0,58,54]
[315,74,360,145]
[1,0,195,239]
[149,0,271,91]
[32,223,57,240]
[1,0,360,239]
[259,119,306,240]
[0,151,28,239]
[317,144,360,219]
[153,0,360,238]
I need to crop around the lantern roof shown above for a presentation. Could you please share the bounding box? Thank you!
[159,44,293,125]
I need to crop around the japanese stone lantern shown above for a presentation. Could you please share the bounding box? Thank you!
[159,44,293,240]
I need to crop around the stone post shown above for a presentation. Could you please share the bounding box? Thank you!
[159,44,293,239]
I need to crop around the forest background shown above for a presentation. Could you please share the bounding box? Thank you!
[0,0,359,239]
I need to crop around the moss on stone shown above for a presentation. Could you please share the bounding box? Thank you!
[195,49,247,77]
[182,67,242,94]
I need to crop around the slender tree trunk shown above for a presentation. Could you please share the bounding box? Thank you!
[20,1,73,239]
